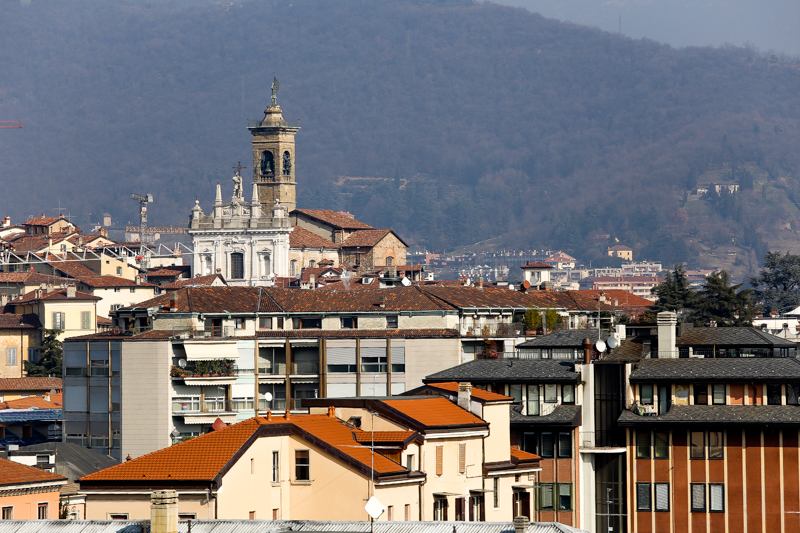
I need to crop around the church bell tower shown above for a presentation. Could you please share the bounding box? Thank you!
[247,79,299,213]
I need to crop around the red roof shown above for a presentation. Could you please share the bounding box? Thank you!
[77,276,156,288]
[0,377,62,392]
[289,226,340,249]
[510,447,541,463]
[0,313,40,329]
[0,456,66,487]
[380,397,486,428]
[0,392,62,410]
[292,209,375,230]
[0,272,65,284]
[425,382,513,402]
[12,287,101,303]
[163,274,227,289]
[342,229,404,248]
[22,216,65,227]
[521,262,553,269]
[608,245,632,251]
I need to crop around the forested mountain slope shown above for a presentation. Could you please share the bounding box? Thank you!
[3,0,800,274]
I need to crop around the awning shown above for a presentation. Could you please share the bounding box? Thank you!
[433,492,462,497]
[184,341,239,361]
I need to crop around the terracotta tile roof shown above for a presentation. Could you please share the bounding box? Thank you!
[47,260,97,278]
[116,287,283,314]
[0,392,62,410]
[80,414,407,485]
[608,245,632,251]
[379,397,486,429]
[0,456,66,487]
[521,261,553,269]
[22,216,66,227]
[12,287,101,302]
[510,447,541,462]
[352,430,418,444]
[0,272,64,284]
[420,286,556,310]
[163,274,227,289]
[265,286,453,313]
[5,233,79,253]
[257,329,460,339]
[147,266,191,278]
[76,276,155,288]
[289,226,340,249]
[0,377,62,392]
[342,229,399,248]
[292,209,375,230]
[585,276,660,283]
[97,316,113,326]
[375,265,424,272]
[0,313,41,329]
[424,382,514,402]
[65,329,176,341]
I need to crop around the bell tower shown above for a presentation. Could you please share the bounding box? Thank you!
[247,80,299,213]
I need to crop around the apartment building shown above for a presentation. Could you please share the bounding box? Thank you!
[0,456,66,520]
[5,285,99,341]
[79,395,540,522]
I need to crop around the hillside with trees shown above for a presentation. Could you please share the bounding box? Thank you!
[3,0,800,277]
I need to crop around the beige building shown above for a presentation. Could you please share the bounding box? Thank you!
[606,245,633,261]
[288,226,341,276]
[72,276,158,320]
[0,313,40,379]
[7,286,99,341]
[80,393,540,522]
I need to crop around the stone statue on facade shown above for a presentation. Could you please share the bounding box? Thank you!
[271,77,279,107]
[232,170,243,199]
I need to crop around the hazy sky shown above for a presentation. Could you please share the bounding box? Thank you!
[493,0,800,57]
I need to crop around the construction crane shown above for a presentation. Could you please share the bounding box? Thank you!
[0,121,23,128]
[130,193,154,282]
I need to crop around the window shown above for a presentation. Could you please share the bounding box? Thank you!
[1,506,11,519]
[309,260,316,268]
[695,384,708,405]
[179,514,197,520]
[406,453,415,471]
[493,477,499,507]
[641,384,654,405]
[114,287,120,293]
[272,451,279,482]
[235,318,245,330]
[558,432,572,458]
[709,484,724,512]
[260,317,273,329]
[433,497,448,521]
[6,348,17,366]
[129,287,136,293]
[526,384,539,415]
[36,455,50,469]
[540,433,554,458]
[292,317,321,329]
[405,504,410,521]
[658,384,671,414]
[290,260,298,277]
[690,432,705,459]
[37,503,48,519]
[81,311,91,329]
[116,266,122,275]
[636,430,651,459]
[637,483,651,511]
[361,354,388,373]
[537,483,554,510]
[513,490,531,519]
[387,505,393,521]
[436,445,443,475]
[386,257,394,266]
[562,384,575,404]
[712,384,726,405]
[386,315,398,329]
[654,483,670,511]
[768,383,782,405]
[469,492,485,521]
[787,384,800,405]
[231,252,244,279]
[654,432,669,459]
[340,316,357,329]
[522,432,537,453]
[691,483,706,512]
[544,383,557,403]
[276,317,284,329]
[52,311,65,330]
[295,450,310,481]
[708,431,723,459]
[509,384,522,404]
[109,514,128,520]
[458,442,466,473]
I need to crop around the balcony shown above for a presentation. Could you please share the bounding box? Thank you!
[578,431,626,453]
[171,326,235,339]
[171,360,238,386]
[172,399,237,424]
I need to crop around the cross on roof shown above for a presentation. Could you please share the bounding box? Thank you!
[232,161,247,175]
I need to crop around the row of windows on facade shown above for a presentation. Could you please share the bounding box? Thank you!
[507,384,576,416]
[258,316,397,330]
[521,431,573,459]
[51,311,93,330]
[432,483,573,521]
[1,503,50,520]
[639,383,800,408]
[635,430,723,460]
[636,482,725,513]
[65,433,121,449]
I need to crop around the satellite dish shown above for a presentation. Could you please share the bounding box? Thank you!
[607,336,619,349]
[264,392,273,402]
[49,389,57,395]
[364,496,386,520]
[595,339,607,353]
[401,277,412,286]
[178,358,187,369]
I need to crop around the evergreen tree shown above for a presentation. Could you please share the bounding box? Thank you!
[24,329,63,377]
[749,251,800,314]
[649,264,697,315]
[690,271,758,327]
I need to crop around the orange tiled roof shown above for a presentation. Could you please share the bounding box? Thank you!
[0,272,65,284]
[352,430,418,444]
[163,274,227,289]
[12,287,101,303]
[22,216,66,227]
[292,209,375,230]
[0,392,62,410]
[425,382,513,402]
[47,260,97,278]
[521,261,553,269]
[289,226,340,249]
[0,456,66,487]
[379,397,486,429]
[510,447,541,462]
[0,313,40,329]
[0,377,62,392]
[342,229,402,248]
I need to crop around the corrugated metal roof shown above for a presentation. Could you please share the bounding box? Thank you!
[0,520,586,533]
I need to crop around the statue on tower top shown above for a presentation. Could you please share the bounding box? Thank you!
[271,77,279,107]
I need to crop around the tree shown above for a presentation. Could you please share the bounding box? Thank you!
[649,264,697,315]
[749,251,800,314]
[690,271,758,327]
[524,307,542,332]
[24,329,63,377]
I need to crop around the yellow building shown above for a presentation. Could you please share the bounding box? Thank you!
[606,245,633,261]
[7,286,99,341]
[0,314,40,379]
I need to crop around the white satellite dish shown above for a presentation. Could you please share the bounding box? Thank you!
[264,392,273,402]
[178,358,187,369]
[595,339,607,353]
[364,496,386,520]
[607,336,619,349]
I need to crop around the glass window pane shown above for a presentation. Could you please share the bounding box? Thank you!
[540,433,554,458]
[695,384,708,405]
[509,384,522,404]
[691,484,705,511]
[710,484,724,512]
[641,384,653,405]
[557,483,571,511]
[522,432,537,454]
[768,384,782,405]
[708,431,723,459]
[654,483,669,511]
[558,433,572,458]
[712,384,726,405]
[539,483,553,510]
[526,385,539,415]
[787,384,800,406]
[637,483,651,511]
[544,383,557,403]
[690,432,704,459]
[636,430,651,459]
[562,384,575,404]
[654,432,669,459]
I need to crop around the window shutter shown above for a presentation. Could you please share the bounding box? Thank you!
[458,443,466,473]
[710,484,724,512]
[540,483,553,509]
[479,496,485,521]
[691,483,705,511]
[468,497,474,521]
[637,483,651,511]
[81,311,91,330]
[455,497,463,521]
[655,483,669,511]
[436,446,443,475]
[6,348,17,366]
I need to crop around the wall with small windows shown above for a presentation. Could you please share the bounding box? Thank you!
[0,328,37,379]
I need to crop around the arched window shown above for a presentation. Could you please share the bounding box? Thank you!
[386,257,394,266]
[260,151,275,179]
[231,252,244,279]
[290,260,298,277]
[309,260,316,268]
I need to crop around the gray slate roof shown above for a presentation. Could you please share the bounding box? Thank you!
[618,405,800,426]
[510,404,582,427]
[628,357,800,383]
[425,359,580,384]
[0,520,587,533]
[15,442,118,482]
[517,329,610,348]
[676,327,798,347]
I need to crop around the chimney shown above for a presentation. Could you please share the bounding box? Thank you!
[150,490,178,533]
[379,296,386,309]
[284,409,291,420]
[66,285,76,298]
[170,292,179,312]
[136,276,141,286]
[657,311,678,358]
[46,283,55,294]
[457,382,472,411]
[309,273,316,288]
[126,454,132,462]
[41,213,45,219]
[44,392,50,402]
[328,405,336,417]
[582,338,592,364]
[0,294,7,307]
[1,216,9,228]
[513,515,529,533]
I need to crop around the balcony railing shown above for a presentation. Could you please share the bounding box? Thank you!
[171,326,236,339]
